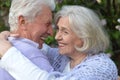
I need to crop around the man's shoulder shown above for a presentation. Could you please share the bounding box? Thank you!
[8,37,45,57]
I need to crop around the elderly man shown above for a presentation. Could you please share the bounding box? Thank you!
[0,0,56,80]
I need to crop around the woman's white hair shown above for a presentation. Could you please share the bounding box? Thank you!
[9,0,55,31]
[55,5,110,54]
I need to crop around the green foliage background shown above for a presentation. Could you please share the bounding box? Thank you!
[0,0,120,74]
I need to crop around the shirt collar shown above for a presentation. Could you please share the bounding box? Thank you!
[8,37,39,48]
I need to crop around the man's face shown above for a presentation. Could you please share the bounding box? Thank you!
[17,6,53,48]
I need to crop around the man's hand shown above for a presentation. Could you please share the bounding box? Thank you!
[0,31,12,58]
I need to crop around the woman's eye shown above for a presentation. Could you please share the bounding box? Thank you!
[63,31,68,34]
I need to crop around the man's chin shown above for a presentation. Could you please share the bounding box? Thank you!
[38,42,44,48]
[38,44,42,49]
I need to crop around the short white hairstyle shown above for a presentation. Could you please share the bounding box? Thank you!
[9,0,55,31]
[55,5,110,54]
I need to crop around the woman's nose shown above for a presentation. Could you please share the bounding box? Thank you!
[55,31,62,41]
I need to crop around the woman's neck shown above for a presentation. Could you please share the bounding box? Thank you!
[70,53,87,69]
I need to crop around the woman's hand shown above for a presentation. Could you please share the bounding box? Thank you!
[0,31,13,58]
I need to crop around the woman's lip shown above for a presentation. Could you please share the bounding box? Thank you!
[58,46,64,49]
[58,42,66,47]
[58,45,64,47]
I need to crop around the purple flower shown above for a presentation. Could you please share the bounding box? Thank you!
[56,0,63,3]
[116,25,120,31]
[117,18,120,23]
[116,18,120,31]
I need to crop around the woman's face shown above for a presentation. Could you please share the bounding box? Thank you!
[55,17,83,56]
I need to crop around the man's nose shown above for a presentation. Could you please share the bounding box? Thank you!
[47,25,53,36]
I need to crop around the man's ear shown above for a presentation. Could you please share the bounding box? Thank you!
[18,15,26,30]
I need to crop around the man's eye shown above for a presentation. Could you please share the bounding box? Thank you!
[46,23,49,26]
[46,23,51,26]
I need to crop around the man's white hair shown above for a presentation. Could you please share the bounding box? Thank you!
[9,0,55,31]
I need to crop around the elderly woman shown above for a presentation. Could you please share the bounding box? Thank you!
[0,5,118,80]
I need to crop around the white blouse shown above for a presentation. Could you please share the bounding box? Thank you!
[63,62,71,73]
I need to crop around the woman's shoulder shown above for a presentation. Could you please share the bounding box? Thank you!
[71,53,118,80]
[83,53,117,71]
[86,53,115,66]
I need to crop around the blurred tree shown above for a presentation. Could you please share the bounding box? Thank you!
[0,0,11,31]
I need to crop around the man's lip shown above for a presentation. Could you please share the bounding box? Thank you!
[40,36,47,41]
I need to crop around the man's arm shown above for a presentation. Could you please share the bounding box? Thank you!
[0,31,63,80]
[0,31,47,80]
[0,47,49,80]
